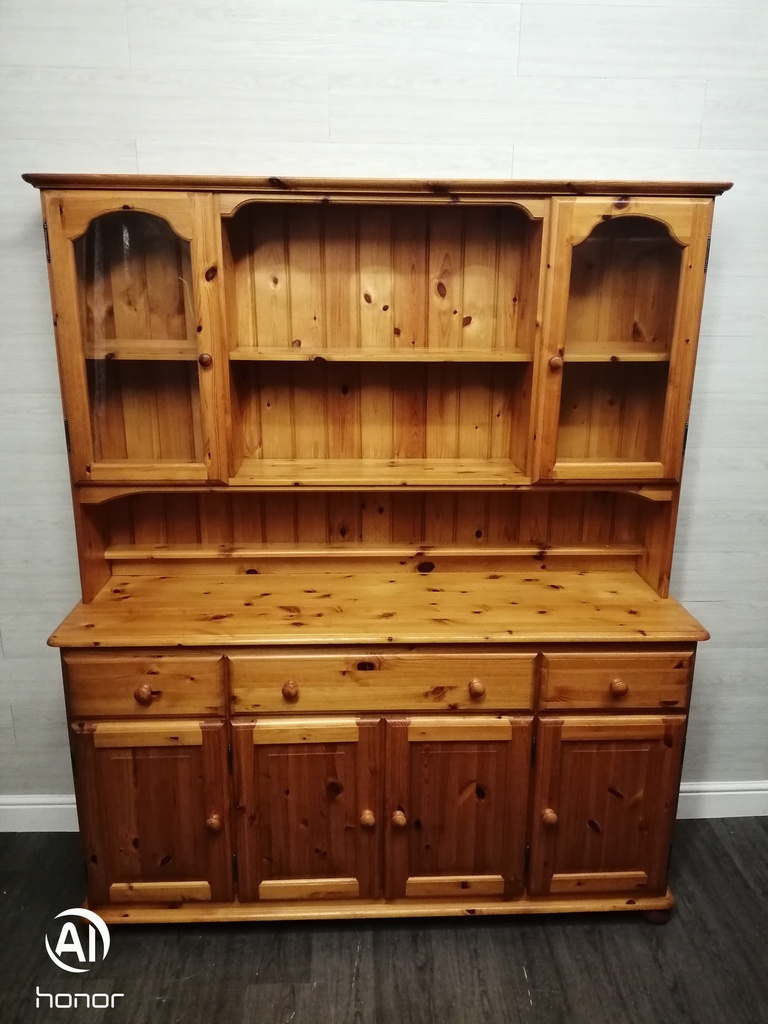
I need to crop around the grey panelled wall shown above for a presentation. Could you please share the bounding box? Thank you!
[1,0,766,812]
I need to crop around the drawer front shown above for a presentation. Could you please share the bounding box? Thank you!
[64,653,225,717]
[230,652,536,714]
[540,651,693,711]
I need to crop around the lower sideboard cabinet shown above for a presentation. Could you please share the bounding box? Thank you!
[70,719,233,906]
[232,715,532,903]
[62,643,694,920]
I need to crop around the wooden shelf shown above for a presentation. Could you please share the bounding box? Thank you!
[230,458,529,489]
[105,542,645,561]
[48,570,709,648]
[84,339,197,361]
[563,351,670,363]
[229,347,533,363]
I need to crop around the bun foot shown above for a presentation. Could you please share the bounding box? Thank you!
[643,909,672,925]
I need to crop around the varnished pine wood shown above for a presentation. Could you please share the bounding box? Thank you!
[109,880,212,902]
[71,719,233,905]
[48,571,708,648]
[528,715,686,896]
[22,173,733,196]
[64,651,225,717]
[230,651,535,714]
[28,175,724,925]
[539,650,692,710]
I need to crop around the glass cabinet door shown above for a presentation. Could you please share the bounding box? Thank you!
[44,192,227,484]
[535,198,713,482]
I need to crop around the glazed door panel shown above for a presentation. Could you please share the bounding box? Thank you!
[232,717,381,902]
[42,191,229,483]
[385,716,532,900]
[529,715,685,896]
[71,719,232,904]
[536,197,713,482]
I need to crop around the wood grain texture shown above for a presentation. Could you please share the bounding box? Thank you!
[48,570,709,648]
[71,719,232,905]
[540,650,692,710]
[528,714,686,895]
[64,650,225,717]
[230,650,535,714]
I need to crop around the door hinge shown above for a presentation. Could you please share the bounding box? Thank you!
[227,742,233,774]
[704,235,712,272]
[232,853,238,882]
[43,220,51,262]
[63,417,71,453]
[682,421,689,459]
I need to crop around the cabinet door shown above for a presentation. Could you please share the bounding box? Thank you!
[42,191,229,483]
[71,719,232,905]
[385,716,532,900]
[232,717,381,902]
[535,197,712,482]
[529,715,685,896]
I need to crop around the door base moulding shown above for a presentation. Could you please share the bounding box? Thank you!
[2,781,768,832]
[90,889,675,925]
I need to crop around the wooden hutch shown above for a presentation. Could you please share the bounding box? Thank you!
[24,174,731,923]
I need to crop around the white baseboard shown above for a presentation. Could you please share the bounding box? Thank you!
[1,783,766,831]
[0,795,78,832]
[677,781,768,819]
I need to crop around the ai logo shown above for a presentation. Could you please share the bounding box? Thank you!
[44,908,110,974]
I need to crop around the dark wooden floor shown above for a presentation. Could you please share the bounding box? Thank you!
[1,818,766,1024]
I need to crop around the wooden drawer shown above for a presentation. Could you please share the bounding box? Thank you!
[540,651,693,711]
[64,652,225,717]
[229,651,536,714]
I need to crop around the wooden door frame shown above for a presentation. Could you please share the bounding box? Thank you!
[529,714,686,896]
[71,719,232,905]
[231,716,382,902]
[384,715,532,900]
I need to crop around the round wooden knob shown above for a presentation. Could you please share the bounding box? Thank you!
[548,355,564,371]
[281,680,299,702]
[133,683,154,706]
[541,808,559,827]
[391,810,407,829]
[610,677,629,697]
[205,814,222,833]
[468,678,486,699]
[198,352,213,368]
[359,810,376,829]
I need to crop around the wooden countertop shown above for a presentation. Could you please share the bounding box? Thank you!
[49,571,708,648]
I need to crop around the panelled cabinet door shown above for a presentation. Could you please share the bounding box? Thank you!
[385,716,532,900]
[71,719,232,905]
[42,191,228,484]
[535,197,713,483]
[232,718,381,902]
[529,715,685,896]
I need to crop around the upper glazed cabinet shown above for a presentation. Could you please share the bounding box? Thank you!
[40,188,714,488]
[536,198,713,482]
[42,192,229,484]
